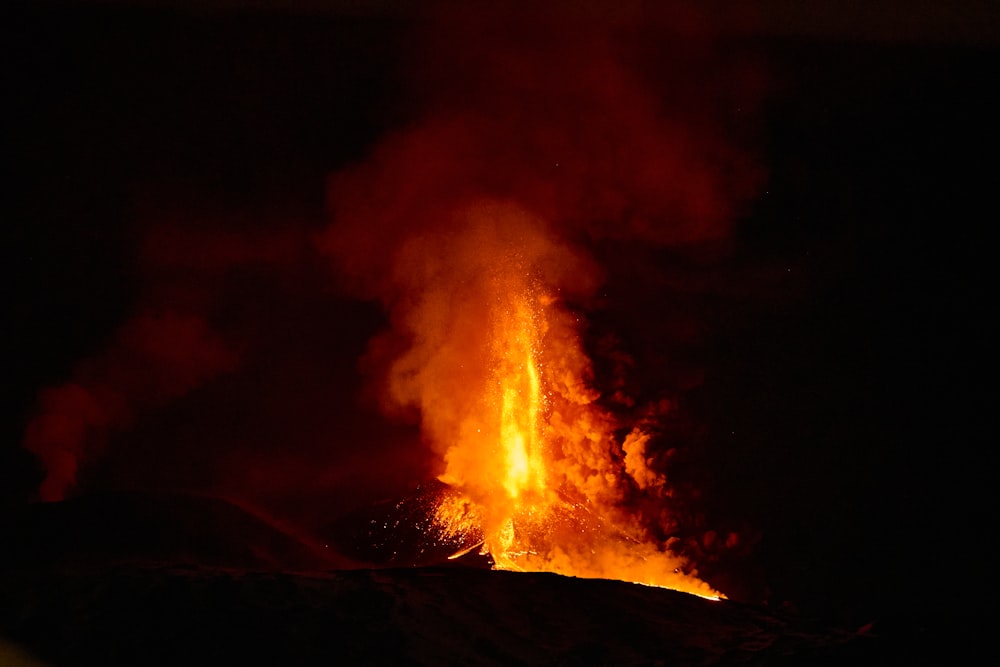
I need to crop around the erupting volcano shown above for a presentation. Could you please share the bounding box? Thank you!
[19,0,767,603]
[326,192,726,597]
[7,0,993,662]
[316,6,761,599]
[416,212,719,598]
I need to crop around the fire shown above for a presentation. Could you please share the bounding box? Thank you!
[428,239,722,600]
[495,289,546,503]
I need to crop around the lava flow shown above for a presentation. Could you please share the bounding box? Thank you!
[422,234,720,600]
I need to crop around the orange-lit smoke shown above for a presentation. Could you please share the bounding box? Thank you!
[321,6,761,596]
[23,311,238,501]
[20,199,326,503]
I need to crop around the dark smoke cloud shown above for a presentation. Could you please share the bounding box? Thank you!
[320,2,763,421]
[24,311,238,501]
[20,192,319,503]
[322,5,762,288]
[318,2,766,578]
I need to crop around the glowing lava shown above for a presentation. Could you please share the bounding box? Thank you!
[432,256,721,600]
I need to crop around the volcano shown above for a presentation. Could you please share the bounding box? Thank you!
[5,1,997,663]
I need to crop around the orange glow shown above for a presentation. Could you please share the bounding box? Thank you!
[425,207,722,600]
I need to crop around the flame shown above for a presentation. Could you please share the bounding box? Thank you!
[430,246,722,600]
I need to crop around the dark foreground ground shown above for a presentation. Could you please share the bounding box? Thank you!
[0,493,898,666]
[0,493,984,666]
[2,564,889,666]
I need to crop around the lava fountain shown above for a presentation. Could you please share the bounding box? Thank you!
[372,204,723,600]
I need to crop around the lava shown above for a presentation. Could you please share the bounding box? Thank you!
[425,240,720,600]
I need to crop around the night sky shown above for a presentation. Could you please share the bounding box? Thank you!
[4,0,998,623]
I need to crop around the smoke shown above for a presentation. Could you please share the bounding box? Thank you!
[320,11,761,442]
[17,4,764,586]
[20,202,311,502]
[23,311,239,501]
[319,2,764,583]
[323,9,759,278]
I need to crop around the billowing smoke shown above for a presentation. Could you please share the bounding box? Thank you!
[319,3,763,590]
[21,204,311,502]
[20,177,434,523]
[24,311,238,501]
[320,3,761,417]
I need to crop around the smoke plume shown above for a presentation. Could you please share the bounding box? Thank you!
[321,3,762,405]
[24,311,238,501]
[319,3,763,590]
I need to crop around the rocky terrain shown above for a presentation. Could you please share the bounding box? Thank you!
[0,494,900,666]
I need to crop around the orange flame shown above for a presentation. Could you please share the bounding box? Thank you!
[423,217,721,599]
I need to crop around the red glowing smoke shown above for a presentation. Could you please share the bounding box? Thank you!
[318,3,765,583]
[320,4,763,431]
[24,311,238,501]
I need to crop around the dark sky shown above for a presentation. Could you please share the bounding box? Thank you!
[4,0,998,620]
[34,0,1000,43]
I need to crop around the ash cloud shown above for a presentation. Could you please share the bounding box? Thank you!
[322,4,762,284]
[24,311,239,501]
[19,206,305,502]
[319,2,765,576]
[320,5,762,450]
